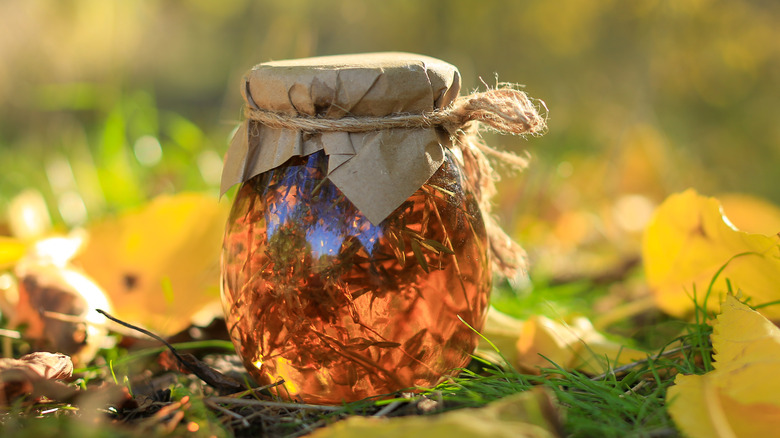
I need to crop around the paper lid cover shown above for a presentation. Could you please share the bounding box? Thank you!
[221,52,461,224]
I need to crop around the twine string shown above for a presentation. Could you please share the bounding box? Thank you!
[243,87,547,137]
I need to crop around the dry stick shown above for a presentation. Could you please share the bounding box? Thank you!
[623,380,647,397]
[288,419,330,438]
[41,310,90,324]
[205,399,251,428]
[590,344,692,381]
[206,396,342,412]
[137,396,187,429]
[372,400,405,417]
[0,328,21,339]
[98,310,333,412]
[96,309,245,394]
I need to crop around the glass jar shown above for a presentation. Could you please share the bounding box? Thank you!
[222,146,491,404]
[218,52,545,404]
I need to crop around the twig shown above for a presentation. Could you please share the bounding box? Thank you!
[41,310,95,324]
[227,380,286,398]
[0,328,21,339]
[97,309,187,364]
[138,396,188,429]
[622,380,647,397]
[96,309,246,394]
[645,428,681,438]
[590,345,690,381]
[373,400,405,417]
[205,399,251,428]
[207,396,342,412]
[287,418,329,438]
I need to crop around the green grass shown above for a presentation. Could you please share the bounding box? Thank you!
[0,86,722,437]
[418,313,713,437]
[0,244,723,438]
[0,260,721,438]
[406,269,719,437]
[0,283,717,438]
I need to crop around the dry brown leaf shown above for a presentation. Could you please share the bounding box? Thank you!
[0,351,73,380]
[0,352,74,405]
[13,255,111,365]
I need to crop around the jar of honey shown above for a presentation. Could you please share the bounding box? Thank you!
[220,53,544,404]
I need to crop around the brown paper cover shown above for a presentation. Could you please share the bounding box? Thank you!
[221,52,461,224]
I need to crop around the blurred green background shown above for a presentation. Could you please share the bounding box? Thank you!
[1,0,778,280]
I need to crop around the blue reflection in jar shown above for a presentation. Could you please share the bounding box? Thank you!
[262,151,383,262]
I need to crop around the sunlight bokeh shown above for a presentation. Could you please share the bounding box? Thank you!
[1,0,778,281]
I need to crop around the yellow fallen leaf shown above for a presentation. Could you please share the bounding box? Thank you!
[668,295,780,437]
[515,315,647,375]
[73,193,230,336]
[718,193,780,236]
[476,306,526,366]
[0,236,26,270]
[642,189,780,319]
[308,387,562,438]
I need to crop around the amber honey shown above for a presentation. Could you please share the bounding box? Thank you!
[221,148,491,404]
